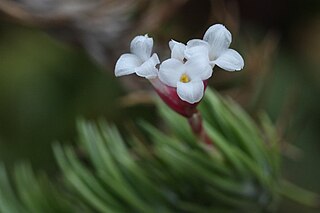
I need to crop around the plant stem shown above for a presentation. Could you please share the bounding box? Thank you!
[188,111,214,146]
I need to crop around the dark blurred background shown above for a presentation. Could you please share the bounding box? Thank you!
[0,0,319,212]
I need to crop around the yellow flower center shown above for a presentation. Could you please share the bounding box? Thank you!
[180,73,190,83]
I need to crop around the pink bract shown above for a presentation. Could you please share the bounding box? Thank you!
[150,78,208,118]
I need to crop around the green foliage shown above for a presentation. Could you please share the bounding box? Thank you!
[0,89,317,213]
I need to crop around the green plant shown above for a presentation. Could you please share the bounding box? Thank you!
[0,89,318,213]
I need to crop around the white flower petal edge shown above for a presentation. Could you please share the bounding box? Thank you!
[184,40,210,60]
[177,79,204,104]
[213,49,244,71]
[115,53,141,77]
[186,39,209,50]
[130,35,153,61]
[115,35,160,79]
[159,58,185,87]
[204,24,232,60]
[169,40,186,61]
[135,53,160,79]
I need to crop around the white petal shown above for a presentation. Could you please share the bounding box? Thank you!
[177,79,204,104]
[185,39,210,59]
[169,40,186,61]
[159,58,185,87]
[185,54,212,80]
[203,24,232,60]
[115,53,142,77]
[186,39,209,49]
[135,53,160,79]
[130,35,153,61]
[213,49,244,71]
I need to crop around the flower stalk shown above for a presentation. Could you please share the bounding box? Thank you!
[150,77,213,145]
[188,111,213,145]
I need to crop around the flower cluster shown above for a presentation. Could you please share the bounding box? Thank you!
[115,24,244,113]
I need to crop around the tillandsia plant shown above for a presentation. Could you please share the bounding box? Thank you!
[115,24,244,145]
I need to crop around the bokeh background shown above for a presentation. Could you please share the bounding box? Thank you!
[0,0,319,212]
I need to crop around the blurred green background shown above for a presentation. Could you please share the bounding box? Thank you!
[0,23,119,170]
[0,0,319,212]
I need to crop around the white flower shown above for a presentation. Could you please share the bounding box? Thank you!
[159,40,212,104]
[115,35,160,79]
[187,24,244,71]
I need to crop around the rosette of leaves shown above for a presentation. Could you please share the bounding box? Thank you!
[0,89,318,213]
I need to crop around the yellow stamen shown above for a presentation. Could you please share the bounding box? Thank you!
[180,74,190,83]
